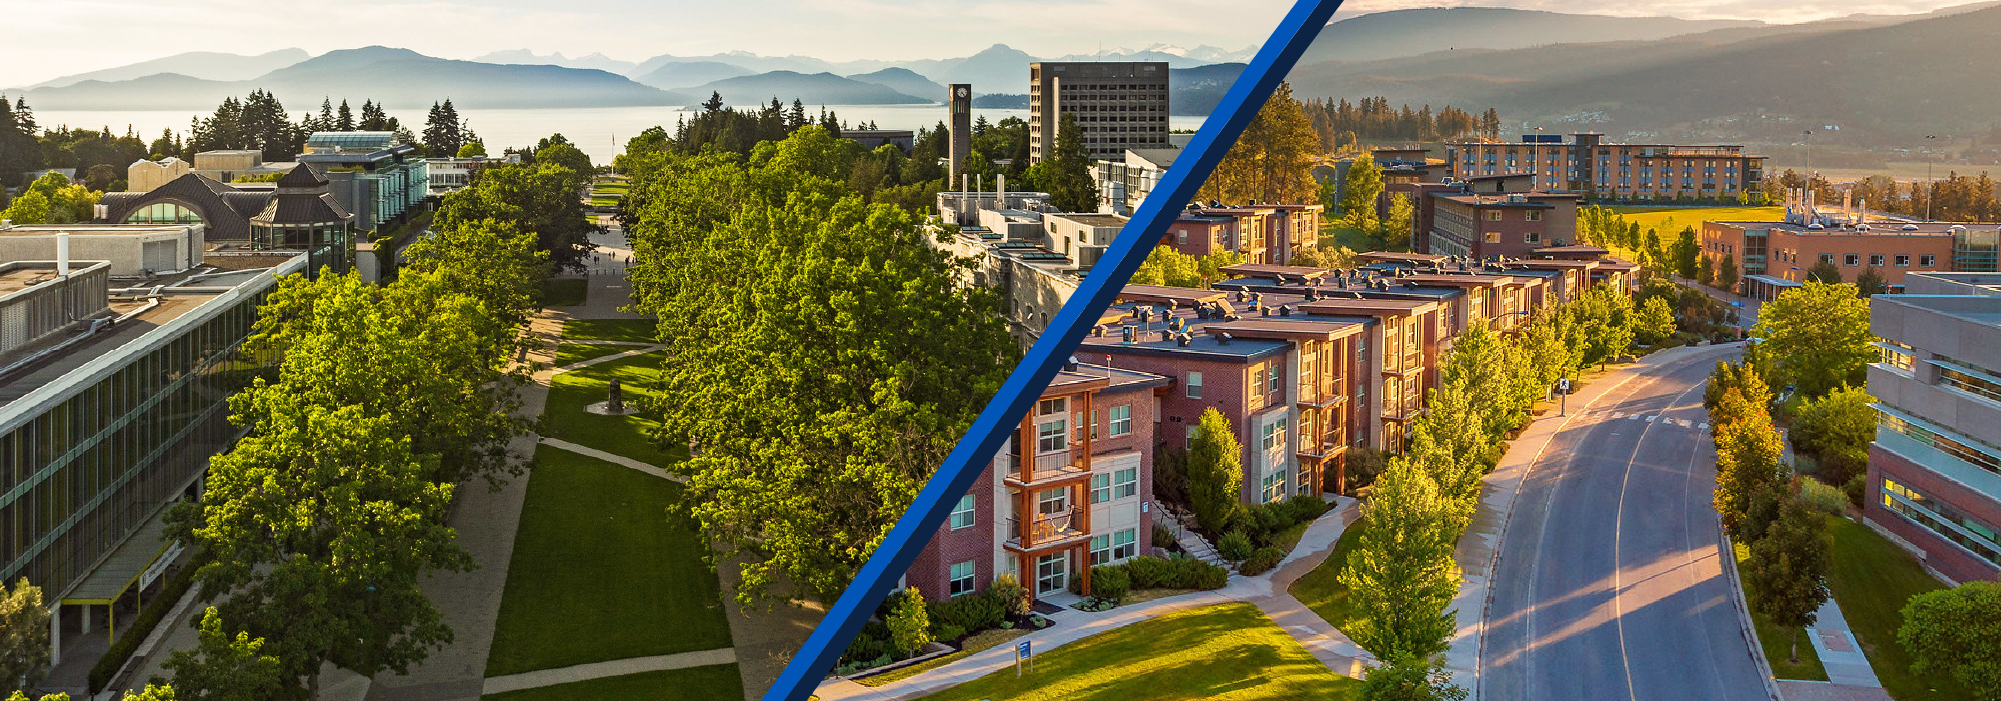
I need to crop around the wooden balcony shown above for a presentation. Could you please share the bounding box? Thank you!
[1005,508,1090,552]
[1005,449,1091,487]
[1296,385,1348,408]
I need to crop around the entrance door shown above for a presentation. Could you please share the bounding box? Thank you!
[1036,552,1068,595]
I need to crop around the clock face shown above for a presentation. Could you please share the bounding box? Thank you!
[956,87,970,98]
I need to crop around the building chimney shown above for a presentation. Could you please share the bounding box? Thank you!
[56,231,70,276]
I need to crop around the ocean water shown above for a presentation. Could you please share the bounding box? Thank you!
[34,105,1211,166]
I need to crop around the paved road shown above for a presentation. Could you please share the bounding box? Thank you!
[1483,347,1770,701]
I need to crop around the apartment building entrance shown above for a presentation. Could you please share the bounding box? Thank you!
[1035,552,1069,595]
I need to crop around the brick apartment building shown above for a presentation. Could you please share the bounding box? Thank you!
[1864,272,2001,583]
[905,361,1170,602]
[1158,204,1326,266]
[1425,191,1582,259]
[1448,133,1766,203]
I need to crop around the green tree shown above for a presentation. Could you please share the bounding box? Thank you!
[161,608,298,701]
[0,578,49,694]
[1291,245,1358,269]
[1697,254,1716,286]
[533,142,594,178]
[1713,411,1784,535]
[1671,227,1701,279]
[1186,408,1245,534]
[1340,153,1384,229]
[1378,192,1415,251]
[1805,258,1842,283]
[122,685,176,701]
[1855,266,1887,297]
[887,589,932,657]
[456,142,486,158]
[0,190,48,225]
[1745,495,1830,665]
[179,398,470,696]
[1752,282,1873,397]
[1718,253,1740,292]
[1339,461,1460,662]
[1787,386,1876,484]
[435,161,597,272]
[1360,656,1470,701]
[1132,245,1203,288]
[1198,82,1319,206]
[1898,581,2001,700]
[1634,295,1677,346]
[1026,114,1097,212]
[1197,249,1243,285]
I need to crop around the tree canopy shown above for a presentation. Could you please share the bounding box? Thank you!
[1752,282,1873,397]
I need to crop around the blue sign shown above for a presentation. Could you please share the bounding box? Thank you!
[1017,640,1031,658]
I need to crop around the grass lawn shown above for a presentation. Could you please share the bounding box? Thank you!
[1289,516,1366,636]
[540,351,684,465]
[855,628,1029,688]
[1271,520,1314,558]
[913,603,1361,701]
[1319,224,1374,252]
[562,319,658,344]
[1823,516,1967,701]
[485,447,729,677]
[1606,206,1784,235]
[480,665,742,701]
[1733,541,1827,681]
[540,278,588,307]
[553,343,648,368]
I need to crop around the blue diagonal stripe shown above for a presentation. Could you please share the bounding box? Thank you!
[759,2,1347,698]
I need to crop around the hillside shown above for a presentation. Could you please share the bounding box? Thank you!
[636,61,752,90]
[1300,7,1762,64]
[1171,63,1246,116]
[21,46,687,110]
[475,49,638,75]
[25,49,309,90]
[846,68,946,102]
[1283,5,2001,144]
[687,71,928,107]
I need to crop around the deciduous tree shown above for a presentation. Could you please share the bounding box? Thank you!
[161,608,298,701]
[1745,495,1829,665]
[1753,282,1873,397]
[1187,408,1246,534]
[0,578,49,694]
[1898,581,2001,700]
[1340,461,1460,662]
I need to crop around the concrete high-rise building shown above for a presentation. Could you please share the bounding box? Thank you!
[948,84,973,182]
[1028,62,1170,165]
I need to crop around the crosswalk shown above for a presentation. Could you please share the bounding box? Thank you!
[1586,410,1711,432]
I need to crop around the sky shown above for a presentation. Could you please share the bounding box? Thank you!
[0,0,1979,88]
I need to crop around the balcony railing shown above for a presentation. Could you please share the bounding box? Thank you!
[1007,507,1087,550]
[1298,432,1348,458]
[1008,449,1089,485]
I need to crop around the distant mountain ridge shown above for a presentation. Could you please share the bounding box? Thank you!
[475,49,638,75]
[1302,7,1764,64]
[687,71,931,108]
[27,49,310,90]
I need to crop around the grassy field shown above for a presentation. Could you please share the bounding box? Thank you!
[541,351,684,465]
[562,319,658,344]
[480,665,743,701]
[1823,516,1967,701]
[912,603,1361,701]
[1287,516,1366,636]
[1606,206,1785,235]
[484,447,728,677]
[1733,541,1828,681]
[540,278,588,307]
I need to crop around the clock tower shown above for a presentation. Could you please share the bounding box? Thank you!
[948,84,973,184]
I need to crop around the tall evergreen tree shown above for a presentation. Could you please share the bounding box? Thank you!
[336,100,355,131]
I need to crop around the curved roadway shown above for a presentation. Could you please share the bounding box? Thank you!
[1482,347,1771,701]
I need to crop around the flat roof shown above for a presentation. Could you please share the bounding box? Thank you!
[1117,285,1227,306]
[0,224,193,238]
[1049,214,1129,227]
[1300,297,1439,318]
[1201,318,1366,342]
[1877,294,2001,328]
[1218,264,1333,280]
[1711,220,1994,236]
[0,292,218,406]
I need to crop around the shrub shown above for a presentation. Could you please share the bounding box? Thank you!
[1238,546,1286,576]
[1285,494,1330,524]
[990,574,1030,617]
[1152,523,1178,552]
[1125,555,1172,589]
[1218,530,1254,562]
[1073,597,1117,612]
[1091,565,1131,602]
[1171,557,1230,589]
[841,620,893,665]
[888,589,932,657]
[1843,473,1867,508]
[928,590,1005,636]
[1242,504,1284,544]
[1798,478,1849,516]
[933,623,966,642]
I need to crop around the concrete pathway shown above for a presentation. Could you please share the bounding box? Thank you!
[1806,598,1882,689]
[480,649,738,696]
[551,344,665,375]
[1776,681,1895,701]
[538,437,682,483]
[810,497,1367,701]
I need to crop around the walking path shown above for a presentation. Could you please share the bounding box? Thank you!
[810,497,1367,701]
[1804,598,1885,691]
[538,437,683,483]
[551,344,665,375]
[480,649,739,696]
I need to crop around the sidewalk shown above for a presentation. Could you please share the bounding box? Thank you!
[1444,343,1745,696]
[811,497,1365,701]
[1802,598,1887,694]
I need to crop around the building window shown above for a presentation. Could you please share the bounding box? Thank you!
[1113,467,1138,499]
[949,561,977,596]
[1525,211,1542,222]
[1484,211,1504,221]
[1186,371,1203,398]
[1921,254,1936,266]
[1895,254,1910,267]
[1870,254,1885,266]
[1035,552,1069,594]
[1261,469,1289,503]
[1261,416,1290,450]
[1882,479,2001,566]
[1820,254,1836,264]
[1186,423,1199,448]
[1485,231,1501,243]
[1267,364,1282,393]
[1525,232,1542,245]
[1113,528,1137,560]
[1037,419,1067,452]
[1109,405,1132,436]
[1844,254,1860,266]
[1090,533,1113,565]
[949,494,976,529]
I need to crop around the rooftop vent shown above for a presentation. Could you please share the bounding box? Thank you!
[1064,356,1080,372]
[1121,326,1136,343]
[1218,332,1233,345]
[1177,334,1192,348]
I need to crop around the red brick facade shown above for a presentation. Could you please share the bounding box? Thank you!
[1865,446,2001,583]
